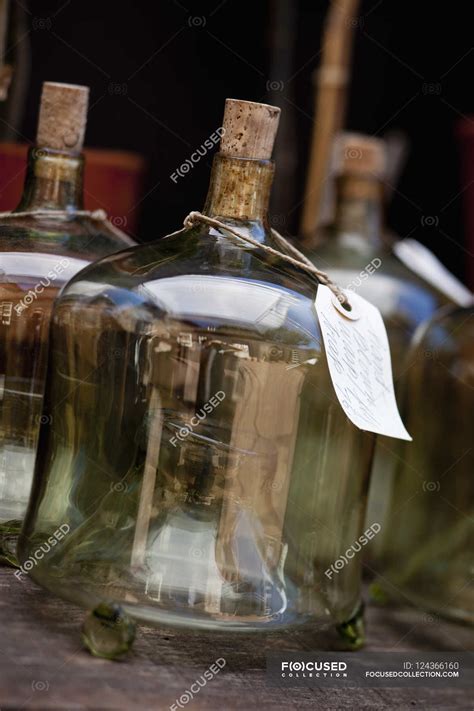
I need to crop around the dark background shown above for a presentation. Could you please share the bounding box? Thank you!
[4,0,474,281]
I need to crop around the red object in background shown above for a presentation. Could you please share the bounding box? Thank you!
[456,120,474,290]
[0,143,147,238]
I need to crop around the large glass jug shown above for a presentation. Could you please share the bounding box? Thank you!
[19,100,375,642]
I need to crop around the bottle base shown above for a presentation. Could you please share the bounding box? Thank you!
[336,602,365,650]
[26,564,365,646]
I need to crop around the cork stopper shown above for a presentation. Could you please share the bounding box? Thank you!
[335,132,386,179]
[220,99,280,160]
[36,82,90,153]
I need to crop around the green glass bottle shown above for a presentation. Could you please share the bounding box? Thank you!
[373,305,473,623]
[304,133,457,562]
[0,82,134,563]
[19,100,374,642]
[305,133,452,375]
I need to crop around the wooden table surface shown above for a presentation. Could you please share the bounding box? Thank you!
[0,567,472,710]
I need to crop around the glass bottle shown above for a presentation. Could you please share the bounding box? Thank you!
[372,305,473,624]
[304,134,454,561]
[0,82,134,562]
[19,100,375,642]
[305,133,452,374]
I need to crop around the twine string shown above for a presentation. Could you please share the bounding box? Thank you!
[183,211,349,307]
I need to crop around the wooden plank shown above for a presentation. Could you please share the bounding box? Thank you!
[0,568,472,709]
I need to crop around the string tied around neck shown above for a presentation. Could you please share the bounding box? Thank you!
[182,211,350,308]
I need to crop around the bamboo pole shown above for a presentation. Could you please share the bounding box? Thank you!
[300,0,360,241]
[0,0,11,100]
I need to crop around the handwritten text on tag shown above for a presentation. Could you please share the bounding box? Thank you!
[315,285,411,441]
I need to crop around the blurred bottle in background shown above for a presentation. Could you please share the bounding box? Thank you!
[0,81,135,564]
[304,132,471,565]
[372,305,474,624]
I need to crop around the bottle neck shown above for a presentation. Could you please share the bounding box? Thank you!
[14,147,85,213]
[333,175,384,250]
[202,154,274,243]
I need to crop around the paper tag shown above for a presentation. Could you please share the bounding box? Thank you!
[315,285,412,441]
[394,239,473,307]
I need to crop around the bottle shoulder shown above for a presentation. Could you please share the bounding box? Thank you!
[56,226,322,348]
[61,225,318,293]
[309,230,398,275]
[310,229,456,303]
[0,215,134,265]
[415,305,474,355]
[405,306,474,400]
[306,233,447,328]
